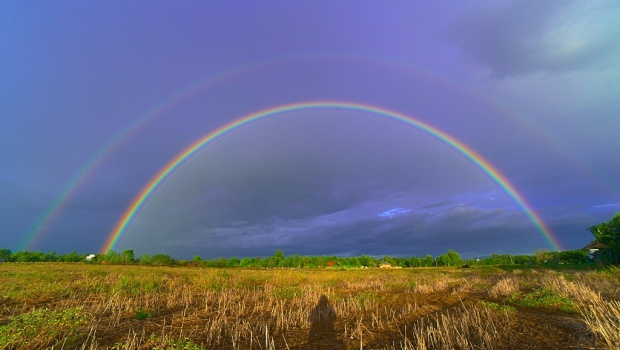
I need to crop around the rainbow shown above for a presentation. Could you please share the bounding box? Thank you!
[102,101,562,253]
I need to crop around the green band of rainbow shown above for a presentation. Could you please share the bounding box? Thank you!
[102,101,561,253]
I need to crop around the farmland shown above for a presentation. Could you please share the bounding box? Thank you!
[1,263,618,349]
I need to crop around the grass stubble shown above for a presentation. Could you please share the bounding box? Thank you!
[0,264,618,349]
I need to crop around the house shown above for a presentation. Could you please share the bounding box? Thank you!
[582,242,607,261]
[379,262,392,269]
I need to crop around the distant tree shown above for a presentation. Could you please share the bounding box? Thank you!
[557,250,588,264]
[436,253,449,266]
[534,249,553,264]
[300,256,314,268]
[408,256,421,267]
[104,250,122,264]
[45,251,58,262]
[464,258,479,266]
[347,257,361,268]
[382,255,395,265]
[192,255,203,263]
[12,251,36,262]
[202,258,222,267]
[513,255,534,265]
[424,254,434,267]
[0,248,12,262]
[285,254,301,268]
[121,250,135,264]
[589,212,620,263]
[239,257,254,268]
[273,249,285,266]
[61,251,81,262]
[358,255,370,267]
[139,254,152,265]
[437,250,463,266]
[151,254,173,266]
[225,257,239,267]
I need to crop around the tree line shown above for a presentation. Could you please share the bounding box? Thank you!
[0,247,590,267]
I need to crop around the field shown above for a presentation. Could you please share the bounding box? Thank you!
[1,264,619,349]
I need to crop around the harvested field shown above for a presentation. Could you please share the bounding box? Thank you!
[0,264,618,349]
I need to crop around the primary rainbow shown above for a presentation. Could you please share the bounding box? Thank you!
[102,101,562,253]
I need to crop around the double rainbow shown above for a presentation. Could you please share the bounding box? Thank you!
[102,101,561,253]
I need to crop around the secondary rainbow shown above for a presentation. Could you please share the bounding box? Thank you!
[103,101,562,253]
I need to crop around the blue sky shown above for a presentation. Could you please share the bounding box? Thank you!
[1,1,619,259]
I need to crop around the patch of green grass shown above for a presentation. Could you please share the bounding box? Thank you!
[473,281,492,290]
[271,286,302,299]
[0,307,86,348]
[479,300,517,313]
[134,308,152,320]
[506,288,577,313]
[112,275,165,296]
[145,335,206,350]
[403,281,417,291]
[354,291,382,310]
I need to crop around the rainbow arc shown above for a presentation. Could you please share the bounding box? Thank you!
[103,101,561,253]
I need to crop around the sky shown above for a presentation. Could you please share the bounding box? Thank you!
[1,1,619,259]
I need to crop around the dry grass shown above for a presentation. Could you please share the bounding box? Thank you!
[0,264,618,349]
[488,277,520,299]
[542,274,620,349]
[389,304,514,350]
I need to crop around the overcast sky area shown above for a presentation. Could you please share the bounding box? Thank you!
[2,1,619,259]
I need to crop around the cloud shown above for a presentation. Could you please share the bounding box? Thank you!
[378,207,412,218]
[449,0,620,77]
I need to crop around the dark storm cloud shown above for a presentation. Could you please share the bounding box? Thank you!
[127,183,535,259]
[198,203,540,259]
[449,1,620,77]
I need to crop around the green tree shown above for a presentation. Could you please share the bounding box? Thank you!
[424,254,434,267]
[139,254,152,265]
[437,250,463,266]
[408,256,421,267]
[347,256,361,268]
[103,250,122,264]
[239,257,254,268]
[43,251,58,262]
[534,249,553,264]
[513,255,534,265]
[358,255,370,267]
[557,250,588,264]
[61,251,81,262]
[447,249,463,266]
[12,251,36,262]
[122,249,135,264]
[151,254,173,266]
[589,212,620,263]
[436,253,450,266]
[286,254,301,268]
[226,257,240,267]
[273,249,285,266]
[0,248,12,262]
